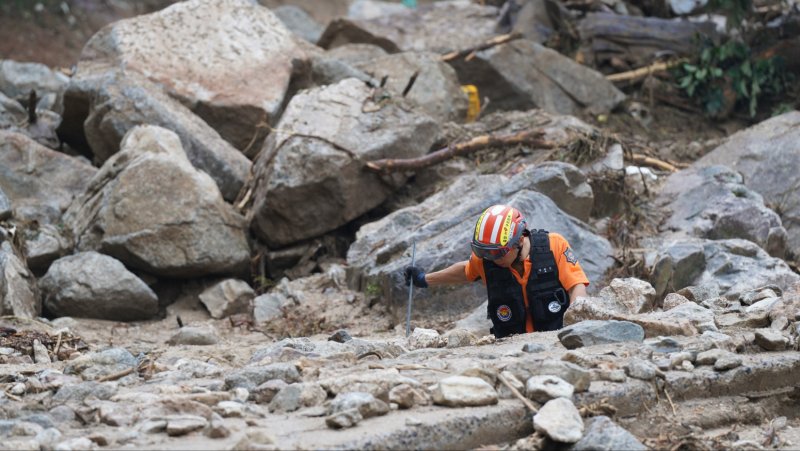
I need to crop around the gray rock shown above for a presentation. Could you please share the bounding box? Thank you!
[522,343,546,353]
[506,359,592,392]
[533,397,583,443]
[0,130,96,224]
[328,392,389,418]
[754,329,788,351]
[663,293,690,310]
[78,0,307,152]
[445,329,476,348]
[714,355,743,371]
[328,329,353,343]
[325,408,363,429]
[53,382,118,403]
[0,188,10,220]
[572,415,647,450]
[598,278,657,314]
[166,415,208,437]
[199,279,254,319]
[353,51,467,123]
[525,375,574,403]
[48,405,76,423]
[251,380,289,404]
[448,39,625,116]
[167,325,220,346]
[696,348,735,366]
[0,60,67,113]
[388,383,429,409]
[558,320,645,349]
[0,242,40,318]
[432,376,498,407]
[625,359,659,381]
[524,162,594,222]
[224,363,302,391]
[21,223,72,272]
[39,252,158,321]
[268,382,327,413]
[651,240,707,299]
[62,126,251,278]
[319,2,497,53]
[696,111,800,254]
[247,78,439,247]
[657,165,787,258]
[274,5,324,43]
[677,284,720,303]
[408,328,443,349]
[62,66,249,201]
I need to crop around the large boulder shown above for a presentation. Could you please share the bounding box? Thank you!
[447,39,626,116]
[246,77,440,248]
[60,66,250,202]
[649,237,800,300]
[0,242,40,318]
[696,111,800,254]
[78,0,308,151]
[0,131,96,224]
[318,2,498,53]
[352,52,468,123]
[39,252,158,321]
[347,165,614,318]
[657,165,787,258]
[63,125,250,278]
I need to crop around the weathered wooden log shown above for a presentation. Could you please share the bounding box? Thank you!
[577,13,717,68]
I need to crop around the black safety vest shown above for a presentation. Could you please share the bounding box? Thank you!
[484,229,569,338]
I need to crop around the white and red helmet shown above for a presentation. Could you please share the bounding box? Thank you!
[471,205,528,260]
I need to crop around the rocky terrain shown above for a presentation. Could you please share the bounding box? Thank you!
[1,0,800,449]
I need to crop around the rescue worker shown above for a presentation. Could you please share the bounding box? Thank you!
[404,204,588,337]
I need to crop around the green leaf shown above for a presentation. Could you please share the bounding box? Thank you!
[712,67,723,77]
[679,76,693,88]
[696,68,708,80]
[683,64,697,73]
[741,61,752,77]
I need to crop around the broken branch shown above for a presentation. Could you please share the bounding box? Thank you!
[97,367,135,382]
[629,153,678,172]
[441,33,521,62]
[497,373,538,413]
[606,59,685,83]
[365,129,554,173]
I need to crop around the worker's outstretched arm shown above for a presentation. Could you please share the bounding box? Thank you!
[405,261,471,288]
[568,283,587,303]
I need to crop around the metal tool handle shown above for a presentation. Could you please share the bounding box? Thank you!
[405,241,416,337]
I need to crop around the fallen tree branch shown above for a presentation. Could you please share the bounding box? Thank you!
[441,33,521,62]
[97,367,135,382]
[629,153,678,172]
[606,59,685,83]
[365,130,554,173]
[497,373,538,413]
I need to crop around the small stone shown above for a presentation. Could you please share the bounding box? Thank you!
[232,387,249,402]
[522,343,546,353]
[214,401,244,418]
[205,413,230,439]
[669,351,695,369]
[696,349,730,366]
[325,408,362,429]
[681,360,694,371]
[86,432,109,446]
[54,437,96,450]
[328,329,352,343]
[432,376,498,407]
[754,329,788,351]
[33,339,51,364]
[408,328,442,349]
[533,397,584,443]
[11,382,26,395]
[445,329,476,348]
[625,359,659,381]
[232,429,275,450]
[167,326,220,346]
[497,371,525,400]
[139,419,167,434]
[166,415,208,436]
[389,384,429,409]
[525,375,574,403]
[328,392,389,418]
[252,380,287,404]
[405,417,423,426]
[714,355,743,371]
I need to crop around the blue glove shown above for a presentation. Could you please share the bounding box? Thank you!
[404,266,428,288]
